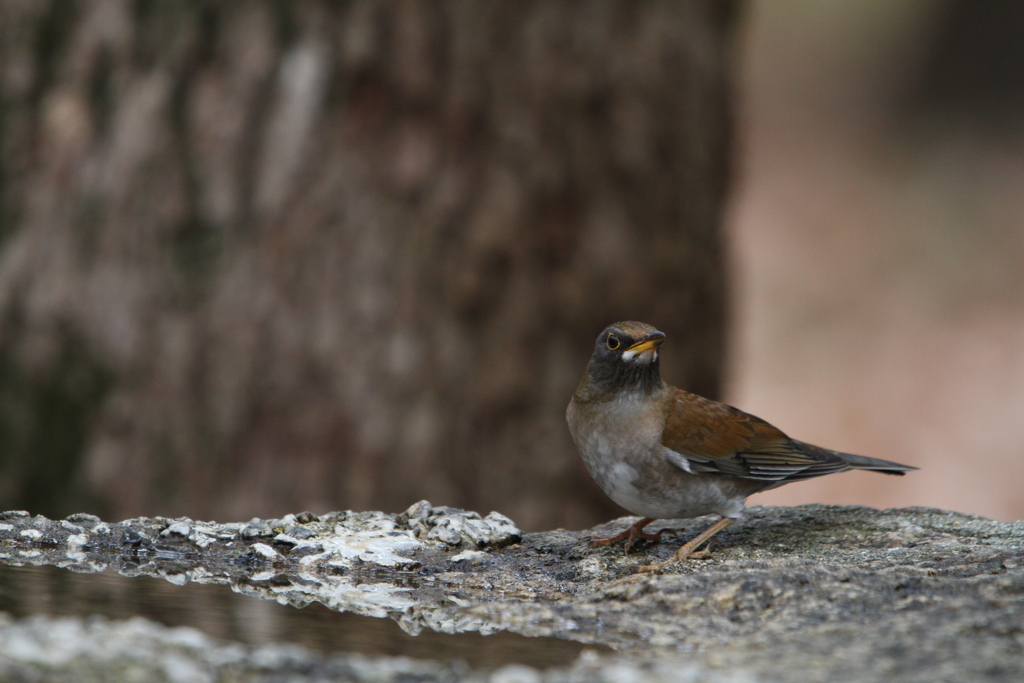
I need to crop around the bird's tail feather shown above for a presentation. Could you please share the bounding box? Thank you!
[795,441,917,475]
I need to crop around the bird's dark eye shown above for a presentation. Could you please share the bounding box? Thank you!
[606,334,620,350]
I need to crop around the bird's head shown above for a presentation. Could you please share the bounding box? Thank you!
[581,321,666,397]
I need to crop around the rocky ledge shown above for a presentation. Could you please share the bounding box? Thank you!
[0,503,1022,682]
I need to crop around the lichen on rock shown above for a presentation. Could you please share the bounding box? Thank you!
[1,503,1022,682]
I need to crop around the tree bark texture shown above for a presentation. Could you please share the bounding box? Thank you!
[0,1,737,529]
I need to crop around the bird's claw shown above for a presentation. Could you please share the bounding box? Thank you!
[585,517,664,552]
[635,545,711,573]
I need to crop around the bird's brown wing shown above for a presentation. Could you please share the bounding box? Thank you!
[660,388,849,482]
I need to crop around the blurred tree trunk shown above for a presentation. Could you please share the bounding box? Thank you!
[0,0,738,529]
[904,0,1024,130]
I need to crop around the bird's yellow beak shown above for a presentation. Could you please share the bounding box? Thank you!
[626,331,665,355]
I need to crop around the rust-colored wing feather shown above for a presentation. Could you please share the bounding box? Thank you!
[660,388,850,482]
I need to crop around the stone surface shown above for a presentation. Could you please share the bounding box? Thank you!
[1,503,1023,681]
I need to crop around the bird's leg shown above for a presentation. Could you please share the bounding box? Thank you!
[637,517,733,572]
[586,517,665,552]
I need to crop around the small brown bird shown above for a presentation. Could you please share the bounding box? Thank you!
[567,321,916,571]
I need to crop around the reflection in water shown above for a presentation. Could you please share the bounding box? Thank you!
[0,506,629,651]
[1,503,1020,683]
[0,564,594,668]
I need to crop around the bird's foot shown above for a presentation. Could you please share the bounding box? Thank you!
[586,517,664,552]
[636,517,732,573]
[636,547,711,573]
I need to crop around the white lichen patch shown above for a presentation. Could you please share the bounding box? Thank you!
[250,543,280,560]
[66,533,89,548]
[403,503,521,548]
[315,527,422,568]
[451,550,489,563]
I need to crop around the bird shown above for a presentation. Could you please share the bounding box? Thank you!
[566,321,917,572]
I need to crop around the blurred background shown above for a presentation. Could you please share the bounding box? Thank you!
[0,0,1022,529]
[729,0,1024,521]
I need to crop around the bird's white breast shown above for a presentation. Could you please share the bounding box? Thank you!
[567,395,749,520]
[567,395,663,513]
